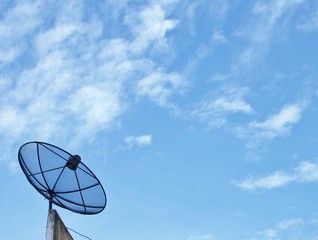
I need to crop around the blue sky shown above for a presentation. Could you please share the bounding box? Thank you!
[1,0,318,239]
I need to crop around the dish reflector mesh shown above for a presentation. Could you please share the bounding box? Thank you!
[18,141,106,215]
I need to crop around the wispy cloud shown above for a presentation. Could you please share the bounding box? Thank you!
[0,12,124,146]
[125,3,179,54]
[249,104,302,138]
[297,10,318,31]
[250,216,318,239]
[233,171,296,190]
[276,218,303,230]
[233,161,318,191]
[212,31,227,43]
[247,218,304,240]
[188,233,215,240]
[125,135,152,147]
[137,70,186,108]
[0,1,184,164]
[235,0,305,69]
[184,1,228,36]
[210,73,230,82]
[235,103,305,151]
[192,86,253,128]
[0,1,43,66]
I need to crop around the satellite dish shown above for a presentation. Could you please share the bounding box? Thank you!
[18,141,107,215]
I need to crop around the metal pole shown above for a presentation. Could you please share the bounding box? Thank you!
[49,200,53,211]
[48,192,53,211]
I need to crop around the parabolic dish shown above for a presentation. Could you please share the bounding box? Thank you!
[18,141,106,215]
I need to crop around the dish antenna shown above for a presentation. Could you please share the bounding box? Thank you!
[18,141,107,215]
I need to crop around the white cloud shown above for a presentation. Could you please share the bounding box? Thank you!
[0,78,12,91]
[188,233,215,240]
[214,98,252,113]
[296,161,318,182]
[137,70,186,108]
[233,171,296,190]
[0,107,27,138]
[233,160,318,191]
[0,1,43,37]
[236,0,305,69]
[66,85,123,139]
[0,15,125,143]
[0,0,43,65]
[0,48,21,65]
[276,218,303,230]
[235,103,305,152]
[249,104,302,137]
[35,23,81,53]
[0,1,184,165]
[297,10,318,31]
[8,162,19,174]
[247,218,304,240]
[212,31,227,43]
[184,1,228,36]
[210,73,230,82]
[255,228,278,239]
[126,4,178,54]
[125,135,152,147]
[192,86,253,128]
[185,44,209,75]
[184,1,204,36]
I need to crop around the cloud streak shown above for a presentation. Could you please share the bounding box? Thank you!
[192,86,253,128]
[188,233,215,240]
[233,161,318,191]
[235,103,305,152]
[248,104,302,139]
[137,70,186,108]
[297,10,318,31]
[235,0,305,69]
[247,218,306,240]
[126,3,179,54]
[125,134,152,147]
